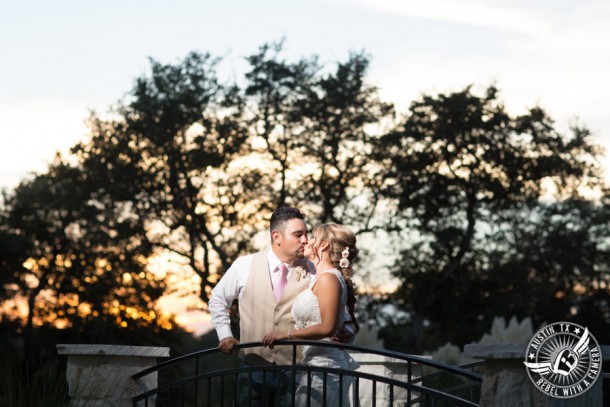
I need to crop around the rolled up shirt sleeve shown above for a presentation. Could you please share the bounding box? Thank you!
[209,255,251,341]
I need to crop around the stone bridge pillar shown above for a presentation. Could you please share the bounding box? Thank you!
[57,344,170,407]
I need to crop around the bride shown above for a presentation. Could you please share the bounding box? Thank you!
[262,223,360,406]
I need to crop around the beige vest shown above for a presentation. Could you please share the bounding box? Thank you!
[239,250,311,365]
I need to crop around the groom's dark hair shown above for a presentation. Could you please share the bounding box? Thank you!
[270,207,305,235]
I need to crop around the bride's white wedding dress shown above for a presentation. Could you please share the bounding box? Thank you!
[291,269,357,406]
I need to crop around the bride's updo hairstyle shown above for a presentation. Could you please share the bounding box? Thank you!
[312,223,360,334]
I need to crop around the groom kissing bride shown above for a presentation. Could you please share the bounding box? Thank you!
[209,206,360,406]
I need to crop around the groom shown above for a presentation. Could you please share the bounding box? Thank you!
[209,206,314,404]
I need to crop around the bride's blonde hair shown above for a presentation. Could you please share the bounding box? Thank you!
[311,223,360,334]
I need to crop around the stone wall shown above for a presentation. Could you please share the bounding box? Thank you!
[57,344,170,407]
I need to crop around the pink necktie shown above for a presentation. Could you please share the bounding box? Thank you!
[273,263,288,302]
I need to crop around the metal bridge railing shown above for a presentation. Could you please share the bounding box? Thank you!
[132,340,482,406]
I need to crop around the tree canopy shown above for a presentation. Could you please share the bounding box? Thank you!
[1,42,608,355]
[375,85,608,350]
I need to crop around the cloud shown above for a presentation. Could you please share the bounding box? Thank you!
[344,0,554,36]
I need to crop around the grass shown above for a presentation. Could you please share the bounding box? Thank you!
[0,357,69,407]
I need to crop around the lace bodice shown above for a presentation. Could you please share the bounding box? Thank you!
[291,269,347,335]
[290,269,357,406]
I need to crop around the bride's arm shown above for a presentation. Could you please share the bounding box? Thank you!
[262,273,341,347]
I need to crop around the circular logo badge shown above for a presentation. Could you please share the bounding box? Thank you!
[524,322,602,399]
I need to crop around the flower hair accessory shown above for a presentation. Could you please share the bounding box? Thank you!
[339,247,350,269]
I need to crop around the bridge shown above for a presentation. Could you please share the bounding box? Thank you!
[57,342,609,406]
[131,340,482,406]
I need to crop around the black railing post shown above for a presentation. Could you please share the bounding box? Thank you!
[408,359,413,404]
[292,343,297,407]
[220,375,225,406]
[194,356,199,406]
[372,379,377,407]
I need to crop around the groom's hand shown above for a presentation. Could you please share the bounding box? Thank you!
[331,326,355,344]
[219,337,239,354]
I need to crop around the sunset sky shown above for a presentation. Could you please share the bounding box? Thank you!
[2,0,610,336]
[2,0,610,192]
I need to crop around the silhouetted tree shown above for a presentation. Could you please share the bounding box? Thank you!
[243,40,319,209]
[71,52,258,305]
[292,51,394,227]
[485,199,610,341]
[0,160,166,360]
[377,85,607,351]
[244,42,394,230]
[2,43,608,359]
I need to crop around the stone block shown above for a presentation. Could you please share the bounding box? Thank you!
[57,344,169,407]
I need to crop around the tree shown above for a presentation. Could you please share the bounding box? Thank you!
[244,42,394,231]
[8,45,393,320]
[377,85,606,351]
[243,40,320,209]
[4,43,605,357]
[71,52,260,305]
[485,199,610,342]
[292,51,394,228]
[0,160,166,359]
